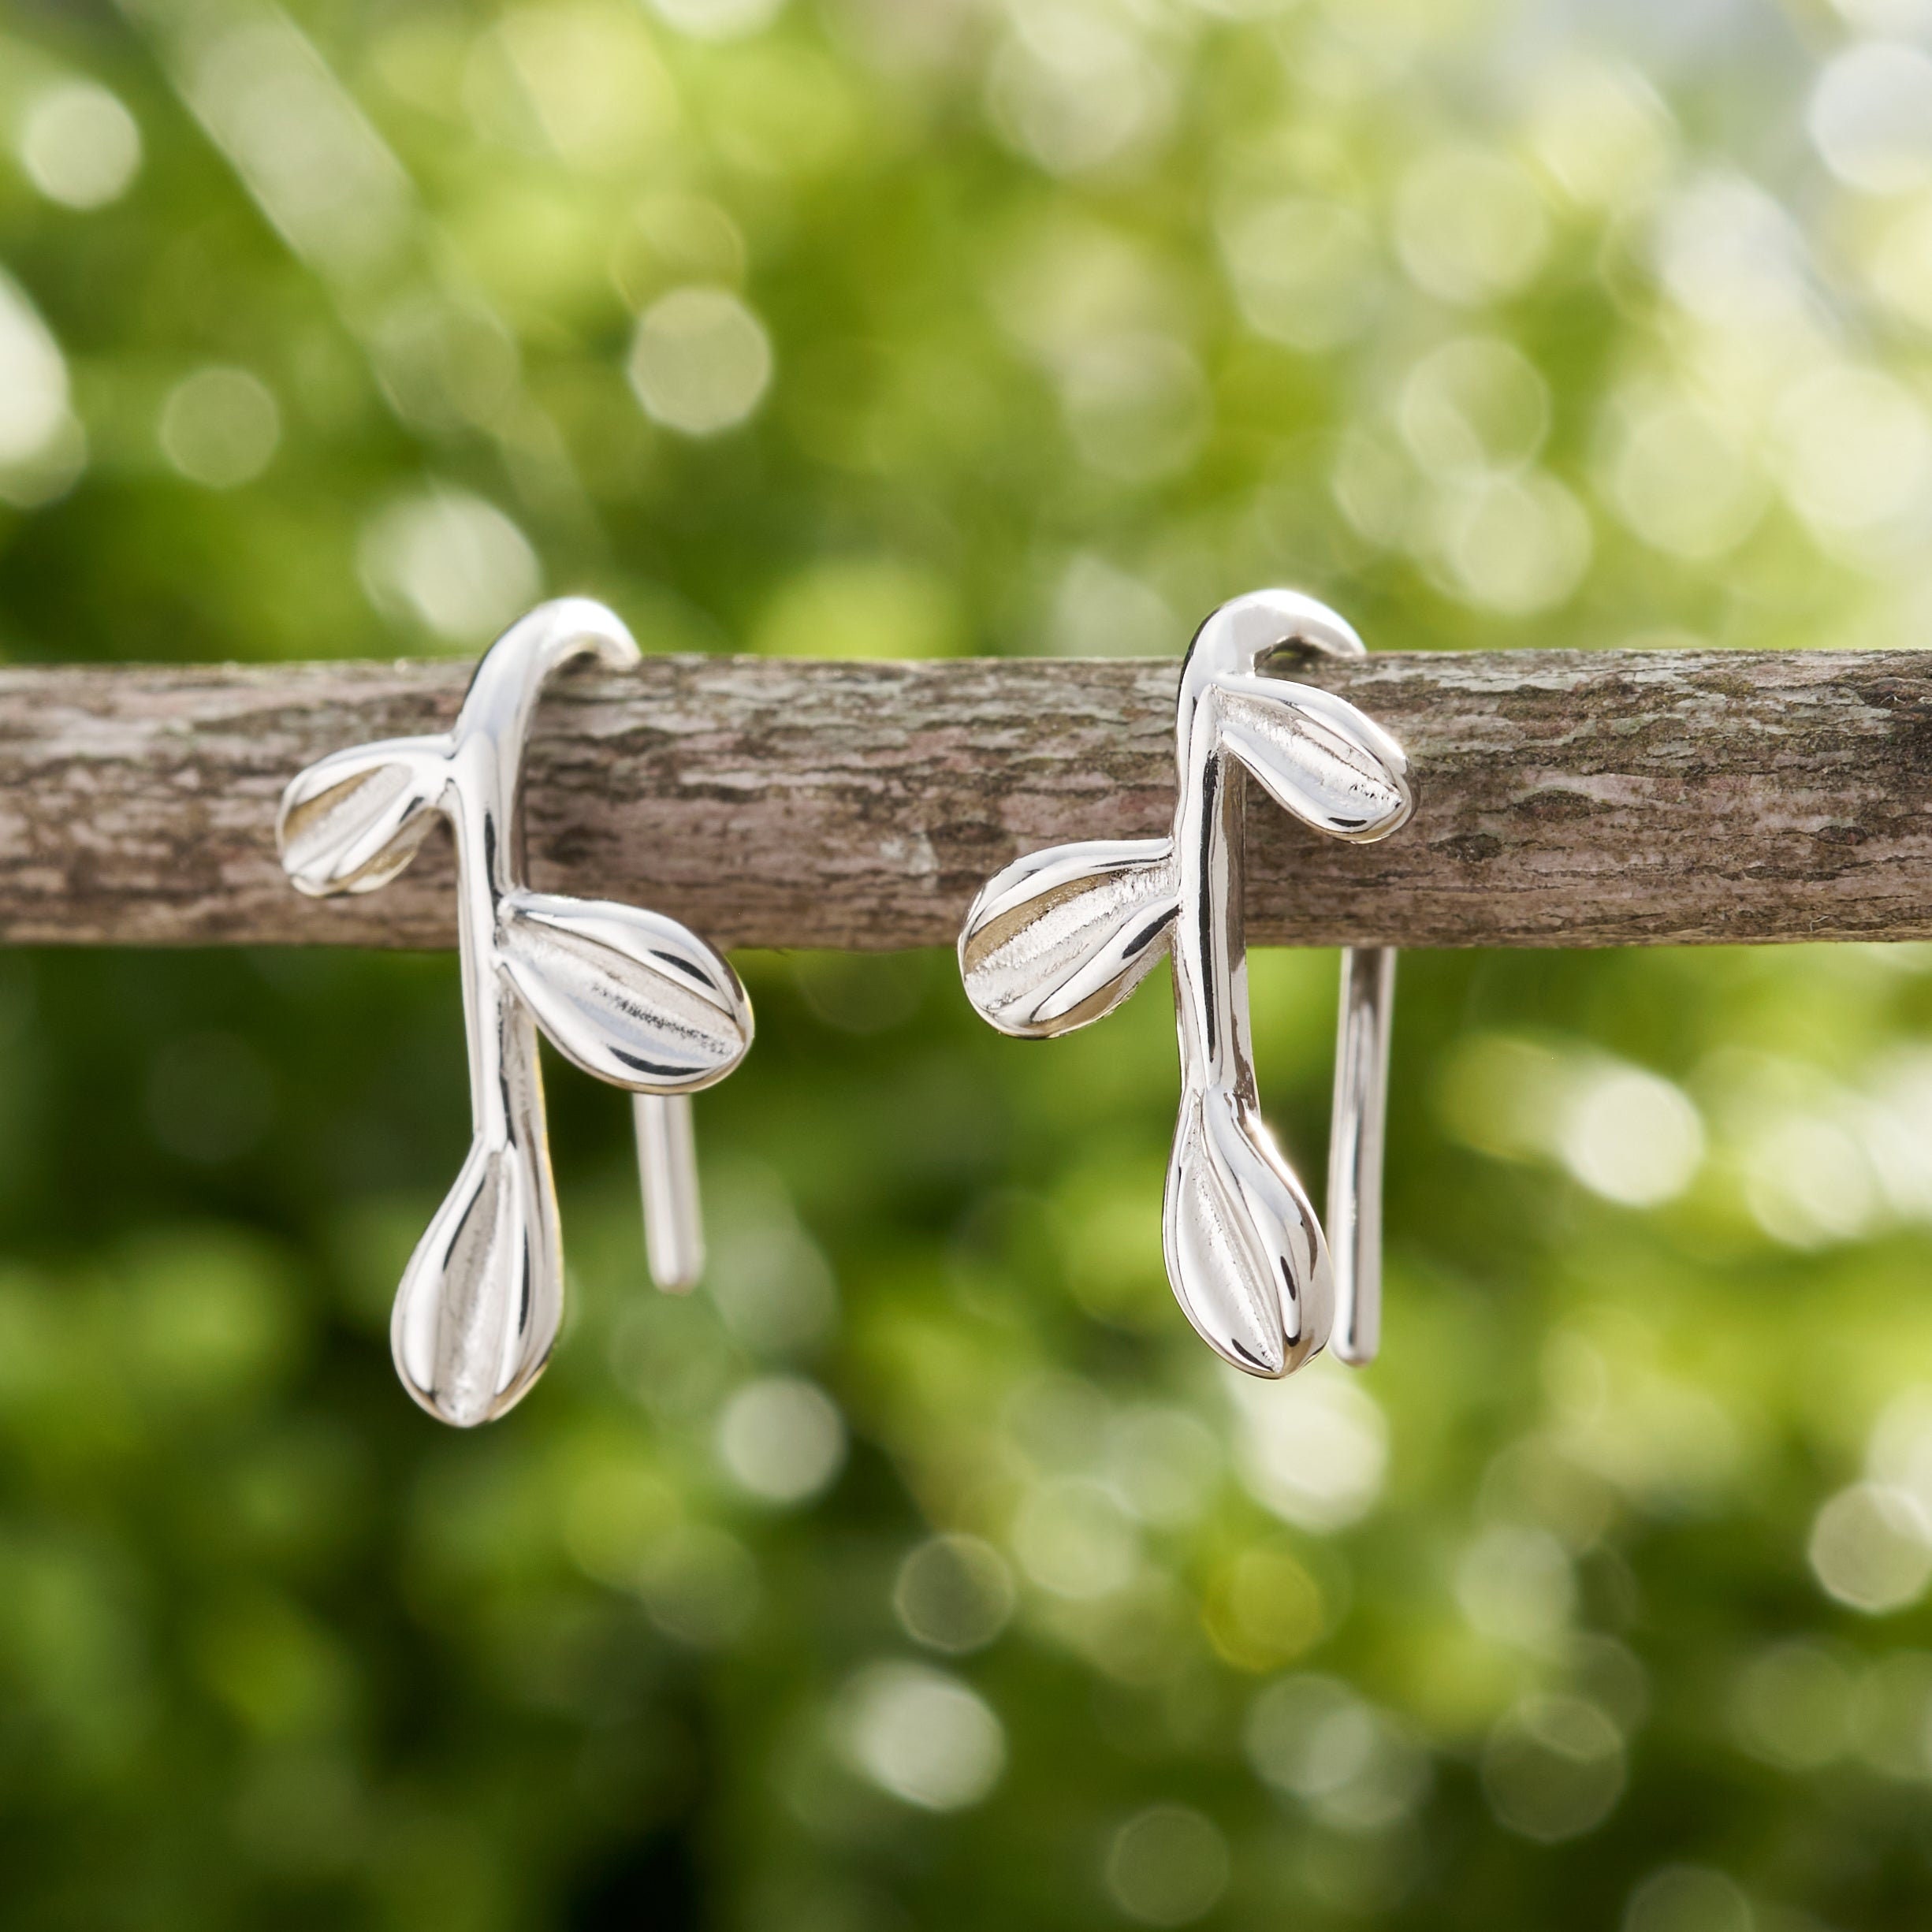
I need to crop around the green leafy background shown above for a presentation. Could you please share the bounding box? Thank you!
[5,1,1932,1926]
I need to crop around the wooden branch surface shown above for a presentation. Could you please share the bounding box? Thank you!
[0,650,1927,951]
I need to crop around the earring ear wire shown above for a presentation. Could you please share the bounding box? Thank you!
[1260,622,1398,1371]
[1328,932,1395,1365]
[636,1092,705,1292]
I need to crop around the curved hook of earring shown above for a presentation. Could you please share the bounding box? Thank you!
[277,597,753,1425]
[1255,622,1398,1368]
[960,589,1410,1380]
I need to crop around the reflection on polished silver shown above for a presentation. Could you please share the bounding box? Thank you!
[1329,908,1396,1364]
[958,590,1411,1379]
[635,1090,704,1293]
[277,598,752,1425]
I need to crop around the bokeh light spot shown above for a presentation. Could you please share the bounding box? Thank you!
[158,367,281,490]
[1231,1364,1388,1532]
[1849,1648,1932,1778]
[1527,58,1674,209]
[1399,336,1550,478]
[126,1229,299,1407]
[892,1534,1016,1654]
[628,285,772,435]
[477,4,679,173]
[1743,1111,1882,1249]
[560,1457,679,1588]
[371,296,519,434]
[1048,553,1178,657]
[702,1174,839,1355]
[1455,1523,1576,1651]
[358,488,542,646]
[1556,1064,1704,1207]
[716,1375,847,1506]
[1868,195,1932,331]
[650,0,786,41]
[1865,1387,1932,1521]
[1481,1694,1625,1842]
[1729,1640,1852,1770]
[0,267,84,504]
[1107,1405,1221,1526]
[1394,146,1550,305]
[1220,198,1381,352]
[1013,1478,1139,1599]
[1104,1805,1230,1926]
[1809,41,1932,195]
[1202,1544,1325,1671]
[1808,1482,1932,1613]
[987,10,1171,177]
[1773,365,1932,541]
[839,1662,1005,1810]
[1245,1675,1432,1832]
[1651,177,1812,331]
[1430,470,1592,616]
[1600,394,1768,560]
[1621,1864,1754,1932]
[18,80,142,209]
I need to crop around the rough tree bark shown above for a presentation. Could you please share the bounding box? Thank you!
[0,650,1926,951]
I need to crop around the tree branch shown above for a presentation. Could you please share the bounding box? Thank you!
[0,650,1925,951]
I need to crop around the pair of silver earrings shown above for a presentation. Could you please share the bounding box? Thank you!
[278,590,1412,1428]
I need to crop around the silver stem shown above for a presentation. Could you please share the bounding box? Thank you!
[393,602,638,1423]
[635,1093,704,1292]
[1328,944,1396,1367]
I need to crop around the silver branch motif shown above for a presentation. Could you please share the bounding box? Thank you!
[959,590,1411,1379]
[277,599,753,1426]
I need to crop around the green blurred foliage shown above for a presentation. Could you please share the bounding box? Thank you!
[5,0,1932,1927]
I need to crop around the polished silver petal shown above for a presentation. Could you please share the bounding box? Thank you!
[497,888,752,1091]
[1211,674,1412,843]
[958,837,1178,1038]
[393,1111,560,1427]
[277,735,448,896]
[1164,1084,1330,1378]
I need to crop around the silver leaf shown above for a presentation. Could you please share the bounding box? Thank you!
[1213,675,1412,843]
[497,888,753,1091]
[277,736,447,897]
[392,1129,560,1428]
[1163,1084,1330,1379]
[959,837,1178,1038]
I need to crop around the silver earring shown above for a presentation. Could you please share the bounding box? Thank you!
[958,590,1411,1379]
[277,597,753,1425]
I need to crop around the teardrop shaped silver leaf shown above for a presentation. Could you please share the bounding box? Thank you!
[391,1131,562,1428]
[277,737,448,897]
[497,888,753,1092]
[959,838,1178,1038]
[1163,1085,1330,1379]
[1212,675,1412,844]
